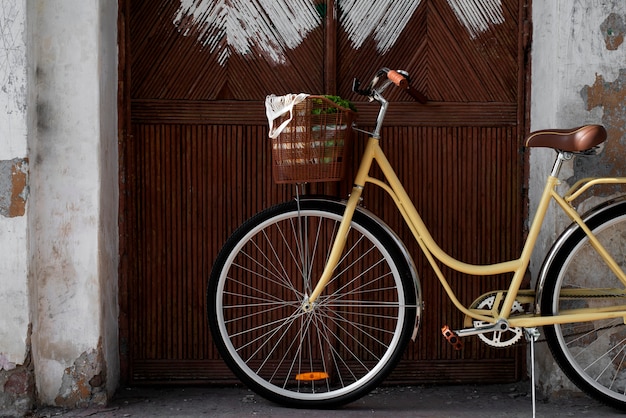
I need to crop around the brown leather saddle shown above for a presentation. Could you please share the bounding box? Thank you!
[525,125,607,152]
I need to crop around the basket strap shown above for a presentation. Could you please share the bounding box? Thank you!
[265,93,309,139]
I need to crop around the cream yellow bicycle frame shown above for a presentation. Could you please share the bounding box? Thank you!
[304,134,626,330]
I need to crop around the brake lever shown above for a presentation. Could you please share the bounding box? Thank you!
[352,78,371,96]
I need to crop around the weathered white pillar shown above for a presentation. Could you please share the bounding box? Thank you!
[28,0,119,406]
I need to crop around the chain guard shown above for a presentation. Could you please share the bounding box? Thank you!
[472,295,524,348]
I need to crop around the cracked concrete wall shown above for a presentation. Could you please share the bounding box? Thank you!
[531,1,626,398]
[0,158,28,217]
[0,1,32,415]
[0,0,29,377]
[2,0,119,412]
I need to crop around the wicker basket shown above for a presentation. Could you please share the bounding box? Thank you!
[271,95,355,184]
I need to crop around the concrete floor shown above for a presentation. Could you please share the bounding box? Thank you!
[30,382,623,418]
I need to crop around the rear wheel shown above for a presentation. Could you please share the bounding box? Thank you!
[540,200,626,410]
[208,198,418,408]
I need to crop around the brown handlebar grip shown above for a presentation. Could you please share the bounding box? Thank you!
[387,70,408,89]
[387,69,428,103]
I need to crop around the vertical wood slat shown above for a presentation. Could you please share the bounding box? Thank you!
[128,123,296,364]
[325,0,338,94]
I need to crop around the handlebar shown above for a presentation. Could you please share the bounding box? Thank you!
[353,67,428,104]
[386,69,408,89]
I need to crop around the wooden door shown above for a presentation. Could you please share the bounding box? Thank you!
[119,0,530,384]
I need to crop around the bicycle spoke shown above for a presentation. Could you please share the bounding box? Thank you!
[234,309,303,354]
[322,308,390,360]
[259,228,304,295]
[234,249,302,298]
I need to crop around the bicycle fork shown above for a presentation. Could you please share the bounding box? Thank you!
[302,136,382,310]
[301,194,360,311]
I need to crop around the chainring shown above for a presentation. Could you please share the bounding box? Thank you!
[473,295,524,348]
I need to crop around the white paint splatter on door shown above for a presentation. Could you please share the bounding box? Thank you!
[446,0,504,39]
[173,0,505,64]
[174,0,321,65]
[338,0,423,54]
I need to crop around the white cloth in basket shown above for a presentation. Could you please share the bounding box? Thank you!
[265,93,309,139]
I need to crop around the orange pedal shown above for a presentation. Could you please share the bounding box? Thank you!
[441,325,463,350]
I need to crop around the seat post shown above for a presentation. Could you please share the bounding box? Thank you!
[550,151,573,178]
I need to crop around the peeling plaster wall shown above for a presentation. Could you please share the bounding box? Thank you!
[531,0,626,398]
[0,0,29,370]
[0,1,33,414]
[28,0,119,407]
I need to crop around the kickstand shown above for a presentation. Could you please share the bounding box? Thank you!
[525,328,540,418]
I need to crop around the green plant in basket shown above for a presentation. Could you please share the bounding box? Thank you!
[311,95,357,114]
[307,95,355,166]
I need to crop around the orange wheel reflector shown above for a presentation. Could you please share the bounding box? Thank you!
[295,372,329,381]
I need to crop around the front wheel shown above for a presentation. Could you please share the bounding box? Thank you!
[208,198,419,408]
[540,199,626,410]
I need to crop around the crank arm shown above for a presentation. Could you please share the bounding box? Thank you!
[455,319,509,337]
[442,319,510,350]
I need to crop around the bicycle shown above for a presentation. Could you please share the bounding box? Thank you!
[207,67,626,410]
